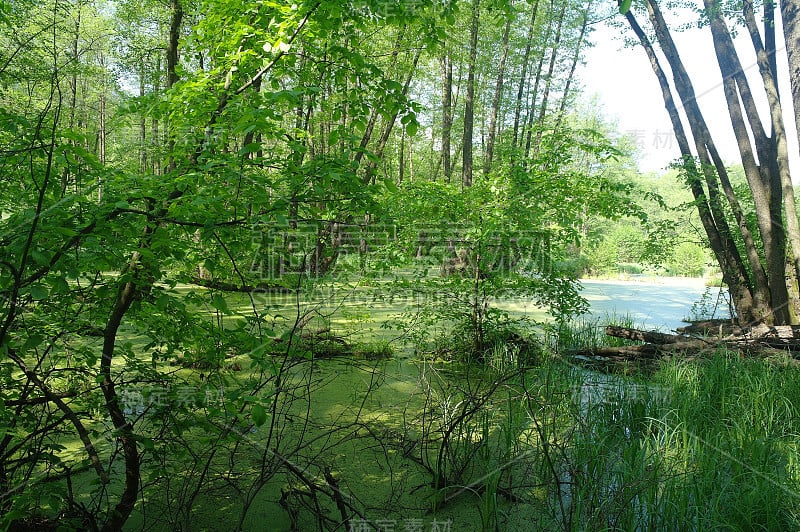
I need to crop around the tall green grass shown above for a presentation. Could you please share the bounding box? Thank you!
[538,351,800,530]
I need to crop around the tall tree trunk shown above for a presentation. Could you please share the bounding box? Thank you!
[362,46,422,185]
[152,56,161,175]
[623,3,763,324]
[554,1,591,133]
[524,43,548,159]
[746,0,800,321]
[703,0,791,324]
[532,0,567,155]
[102,3,184,529]
[512,1,540,155]
[166,0,183,90]
[61,2,82,196]
[354,30,405,169]
[441,50,453,182]
[484,15,511,176]
[462,0,480,188]
[399,130,405,184]
[781,0,800,151]
[139,68,147,173]
[524,1,555,160]
[647,0,773,323]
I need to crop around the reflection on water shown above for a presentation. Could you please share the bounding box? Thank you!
[580,278,731,331]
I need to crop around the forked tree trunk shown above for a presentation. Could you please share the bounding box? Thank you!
[702,0,793,323]
[621,3,764,325]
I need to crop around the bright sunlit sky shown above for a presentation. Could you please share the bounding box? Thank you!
[576,8,800,176]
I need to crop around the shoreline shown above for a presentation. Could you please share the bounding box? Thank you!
[579,275,712,288]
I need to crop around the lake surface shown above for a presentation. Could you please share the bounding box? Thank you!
[580,278,731,332]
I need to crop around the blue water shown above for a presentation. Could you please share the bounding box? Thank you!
[580,278,730,332]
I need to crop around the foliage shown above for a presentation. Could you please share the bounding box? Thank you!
[0,0,668,529]
[668,241,708,277]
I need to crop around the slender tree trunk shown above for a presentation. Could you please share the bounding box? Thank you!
[462,0,480,188]
[524,44,547,159]
[101,3,184,529]
[152,57,161,175]
[747,0,800,321]
[166,0,183,90]
[484,15,511,176]
[61,3,82,196]
[98,85,106,201]
[441,50,453,182]
[363,46,422,184]
[703,0,791,324]
[354,30,405,169]
[623,2,763,324]
[512,1,539,155]
[532,0,567,155]
[781,0,800,149]
[524,1,555,160]
[554,2,591,133]
[139,69,147,173]
[399,130,405,184]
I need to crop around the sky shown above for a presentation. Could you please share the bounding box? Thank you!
[576,8,800,176]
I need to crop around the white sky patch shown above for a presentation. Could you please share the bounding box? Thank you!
[578,8,800,178]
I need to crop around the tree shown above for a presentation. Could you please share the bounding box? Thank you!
[0,0,645,528]
[0,1,429,528]
[619,0,800,325]
[462,0,480,188]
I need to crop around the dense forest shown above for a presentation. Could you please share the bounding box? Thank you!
[3,0,800,530]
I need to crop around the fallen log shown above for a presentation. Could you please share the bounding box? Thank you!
[742,324,800,348]
[570,324,800,364]
[676,319,741,336]
[570,338,712,359]
[604,326,685,344]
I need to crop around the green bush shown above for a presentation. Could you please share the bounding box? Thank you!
[668,242,708,277]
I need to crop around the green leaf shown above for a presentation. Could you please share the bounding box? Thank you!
[30,249,50,266]
[23,334,44,350]
[251,404,267,427]
[383,178,399,193]
[239,143,262,156]
[405,121,418,137]
[619,0,632,14]
[49,276,70,294]
[155,294,172,311]
[211,294,230,314]
[30,285,48,301]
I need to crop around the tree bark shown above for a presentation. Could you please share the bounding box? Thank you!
[554,2,590,133]
[512,1,539,158]
[484,14,511,176]
[462,0,480,188]
[166,0,183,90]
[622,2,763,324]
[781,0,800,158]
[703,0,791,324]
[441,50,453,182]
[532,0,567,155]
[745,0,800,322]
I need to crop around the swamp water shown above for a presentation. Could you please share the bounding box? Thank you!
[128,279,730,530]
[284,281,717,529]
[579,277,729,331]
